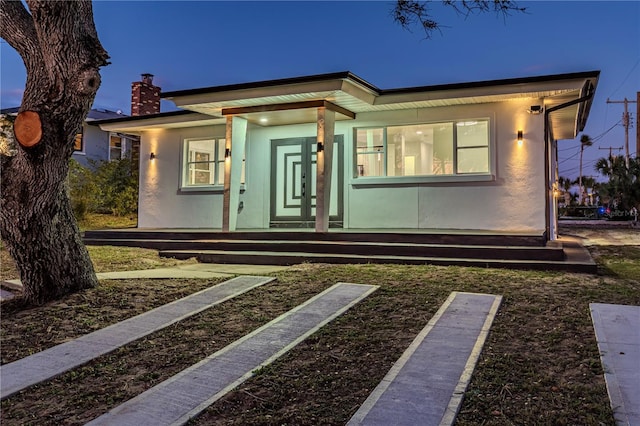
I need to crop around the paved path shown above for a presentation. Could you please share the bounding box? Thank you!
[348,291,502,426]
[0,264,288,301]
[590,303,640,426]
[87,283,378,426]
[0,276,274,400]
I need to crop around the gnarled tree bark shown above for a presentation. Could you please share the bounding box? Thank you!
[0,0,109,304]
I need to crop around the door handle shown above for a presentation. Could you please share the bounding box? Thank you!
[302,182,306,197]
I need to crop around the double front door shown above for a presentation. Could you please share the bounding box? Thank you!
[270,136,343,227]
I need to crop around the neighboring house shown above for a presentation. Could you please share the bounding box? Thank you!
[97,70,599,241]
[0,106,140,168]
[76,109,140,168]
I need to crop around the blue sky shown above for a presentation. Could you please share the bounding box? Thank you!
[1,1,638,180]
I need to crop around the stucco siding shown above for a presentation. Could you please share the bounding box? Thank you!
[136,98,547,232]
[344,99,546,232]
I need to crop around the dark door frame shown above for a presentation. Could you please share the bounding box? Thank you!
[270,136,343,228]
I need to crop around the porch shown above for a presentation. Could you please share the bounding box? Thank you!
[83,228,596,273]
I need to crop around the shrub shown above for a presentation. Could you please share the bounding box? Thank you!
[68,159,99,220]
[68,158,138,218]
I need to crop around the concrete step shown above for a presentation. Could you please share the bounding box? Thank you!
[84,238,565,261]
[159,249,597,273]
[84,229,547,247]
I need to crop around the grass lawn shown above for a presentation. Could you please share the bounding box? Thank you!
[0,227,638,425]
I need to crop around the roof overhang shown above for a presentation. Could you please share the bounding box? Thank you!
[97,70,599,135]
[97,110,225,133]
[545,78,599,140]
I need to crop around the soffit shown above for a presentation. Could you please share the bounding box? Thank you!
[170,78,587,124]
[99,72,597,133]
[98,113,226,133]
[545,93,583,140]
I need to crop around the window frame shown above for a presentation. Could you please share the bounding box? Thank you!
[73,132,85,153]
[352,118,494,185]
[109,133,124,161]
[180,137,246,192]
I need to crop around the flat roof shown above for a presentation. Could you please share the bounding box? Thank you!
[97,70,599,138]
[162,70,600,99]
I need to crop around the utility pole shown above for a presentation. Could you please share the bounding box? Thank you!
[607,97,637,167]
[598,146,623,158]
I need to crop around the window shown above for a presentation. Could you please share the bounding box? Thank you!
[456,121,489,174]
[355,120,489,178]
[73,133,84,152]
[182,138,245,187]
[110,134,123,160]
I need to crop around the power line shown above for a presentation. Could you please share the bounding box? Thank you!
[609,58,640,98]
[558,145,580,153]
[591,120,622,142]
[598,146,623,158]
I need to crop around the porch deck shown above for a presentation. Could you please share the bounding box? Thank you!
[83,228,597,273]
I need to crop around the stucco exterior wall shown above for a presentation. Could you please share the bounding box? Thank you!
[343,100,545,231]
[137,98,547,233]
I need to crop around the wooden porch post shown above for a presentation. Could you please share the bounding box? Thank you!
[222,116,247,232]
[315,107,335,232]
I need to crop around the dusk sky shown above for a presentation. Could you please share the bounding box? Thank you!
[1,1,638,181]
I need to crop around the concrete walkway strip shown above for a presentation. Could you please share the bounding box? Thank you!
[590,303,640,426]
[348,291,502,426]
[0,276,275,400]
[87,282,378,426]
[95,268,233,280]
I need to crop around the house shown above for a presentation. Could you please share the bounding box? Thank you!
[74,109,140,168]
[1,106,140,168]
[96,70,599,241]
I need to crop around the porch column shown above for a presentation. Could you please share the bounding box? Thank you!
[315,107,336,232]
[222,116,247,232]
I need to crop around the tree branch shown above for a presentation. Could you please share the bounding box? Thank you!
[0,0,38,60]
[393,0,526,38]
[26,0,109,68]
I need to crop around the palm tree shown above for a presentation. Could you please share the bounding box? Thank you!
[558,176,573,206]
[578,134,593,205]
[595,155,640,212]
[581,176,597,205]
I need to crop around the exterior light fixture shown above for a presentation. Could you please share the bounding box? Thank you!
[149,152,156,160]
[317,142,324,152]
[259,118,268,124]
[517,130,524,146]
[224,148,231,158]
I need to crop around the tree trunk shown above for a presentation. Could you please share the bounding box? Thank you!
[578,145,584,206]
[0,0,109,305]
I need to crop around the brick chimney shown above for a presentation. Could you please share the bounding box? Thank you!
[131,73,160,116]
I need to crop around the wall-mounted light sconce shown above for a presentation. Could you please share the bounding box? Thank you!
[149,152,156,160]
[517,130,524,146]
[527,105,543,115]
[224,148,231,159]
[317,142,324,152]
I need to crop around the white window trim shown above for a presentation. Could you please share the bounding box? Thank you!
[179,137,246,192]
[351,117,495,185]
[108,132,124,161]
